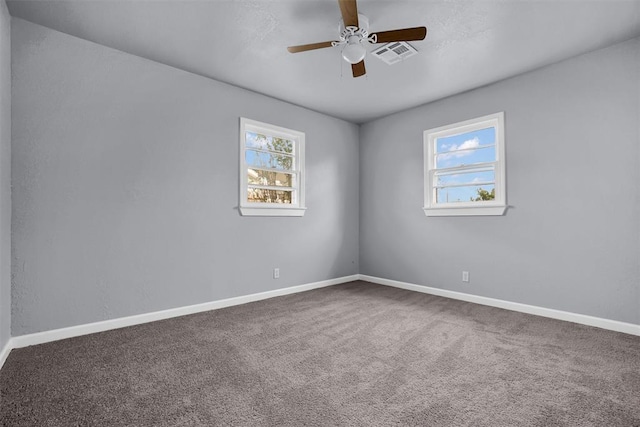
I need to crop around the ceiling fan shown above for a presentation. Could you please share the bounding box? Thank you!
[287,0,427,78]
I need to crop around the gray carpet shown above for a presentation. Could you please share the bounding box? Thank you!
[1,281,639,426]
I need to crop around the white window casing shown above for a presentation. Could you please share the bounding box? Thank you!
[239,118,306,217]
[423,112,507,217]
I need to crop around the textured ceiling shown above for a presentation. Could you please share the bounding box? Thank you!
[7,0,640,123]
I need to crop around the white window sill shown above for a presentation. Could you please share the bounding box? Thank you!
[423,204,507,217]
[240,206,307,217]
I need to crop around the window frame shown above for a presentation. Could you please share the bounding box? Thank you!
[423,112,507,217]
[239,117,306,217]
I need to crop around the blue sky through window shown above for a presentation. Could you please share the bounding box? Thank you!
[245,131,294,171]
[434,127,496,203]
[435,127,495,169]
[436,183,495,203]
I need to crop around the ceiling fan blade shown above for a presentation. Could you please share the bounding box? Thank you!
[338,0,359,28]
[287,41,335,53]
[352,60,366,78]
[372,26,427,43]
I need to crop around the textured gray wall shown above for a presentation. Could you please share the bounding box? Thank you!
[0,1,11,350]
[360,37,640,324]
[11,19,359,335]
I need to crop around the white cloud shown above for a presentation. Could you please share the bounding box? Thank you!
[439,137,480,159]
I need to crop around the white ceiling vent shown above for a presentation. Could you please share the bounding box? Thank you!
[371,41,418,65]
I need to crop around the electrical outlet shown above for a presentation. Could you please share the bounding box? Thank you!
[462,271,470,282]
[273,268,280,279]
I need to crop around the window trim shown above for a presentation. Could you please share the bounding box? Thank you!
[239,117,306,217]
[423,112,507,217]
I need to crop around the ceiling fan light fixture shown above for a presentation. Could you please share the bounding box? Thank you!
[342,39,366,64]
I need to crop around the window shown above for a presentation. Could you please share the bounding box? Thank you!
[423,112,506,216]
[239,118,306,217]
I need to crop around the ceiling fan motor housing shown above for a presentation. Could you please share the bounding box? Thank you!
[338,14,370,42]
[333,14,378,63]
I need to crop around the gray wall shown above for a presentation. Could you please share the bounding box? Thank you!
[0,0,11,350]
[11,19,359,335]
[360,37,640,324]
[9,16,639,337]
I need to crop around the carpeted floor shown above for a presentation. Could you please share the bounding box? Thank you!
[1,281,639,426]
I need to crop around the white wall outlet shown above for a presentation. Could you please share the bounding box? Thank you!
[462,271,470,282]
[273,268,280,279]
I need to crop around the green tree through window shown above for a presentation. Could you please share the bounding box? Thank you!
[471,188,495,201]
[249,134,294,204]
[240,117,306,216]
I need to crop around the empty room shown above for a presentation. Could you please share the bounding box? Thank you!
[0,0,639,425]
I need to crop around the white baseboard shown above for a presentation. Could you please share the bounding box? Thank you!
[359,274,640,336]
[2,273,637,373]
[7,274,359,354]
[0,339,11,371]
